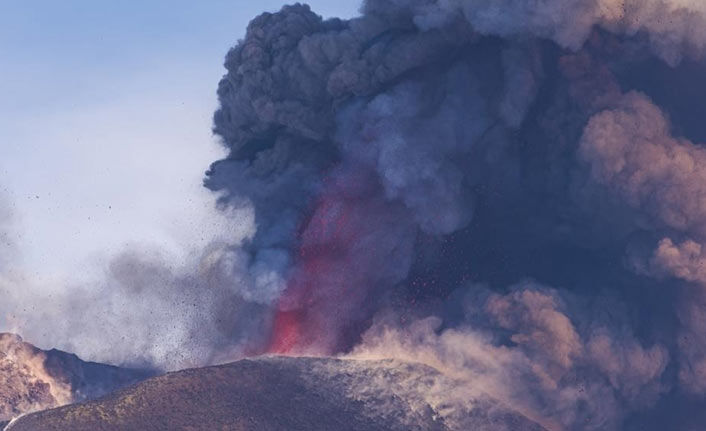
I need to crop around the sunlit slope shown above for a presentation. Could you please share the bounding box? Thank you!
[7,356,548,431]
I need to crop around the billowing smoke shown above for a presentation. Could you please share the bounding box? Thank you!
[3,0,706,429]
[200,0,706,429]
[0,207,266,370]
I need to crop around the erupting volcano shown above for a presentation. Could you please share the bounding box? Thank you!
[8,0,706,429]
[203,2,706,428]
[268,166,411,354]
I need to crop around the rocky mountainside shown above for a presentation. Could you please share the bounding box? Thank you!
[0,333,154,427]
[6,356,549,431]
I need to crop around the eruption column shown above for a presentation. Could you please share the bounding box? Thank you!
[268,166,414,354]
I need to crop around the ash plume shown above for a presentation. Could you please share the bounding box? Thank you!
[3,0,706,429]
[202,1,706,429]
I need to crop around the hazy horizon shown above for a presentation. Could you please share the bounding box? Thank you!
[0,1,361,285]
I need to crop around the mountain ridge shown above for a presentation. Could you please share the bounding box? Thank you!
[6,356,549,431]
[0,333,154,426]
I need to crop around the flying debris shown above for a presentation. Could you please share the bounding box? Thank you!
[5,1,706,429]
[5,357,549,431]
[203,1,706,429]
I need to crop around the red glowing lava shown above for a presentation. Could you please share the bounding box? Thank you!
[265,165,413,356]
[266,167,373,355]
[268,309,303,354]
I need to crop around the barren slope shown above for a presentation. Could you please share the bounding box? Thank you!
[6,356,548,431]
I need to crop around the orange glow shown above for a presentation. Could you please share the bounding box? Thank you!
[268,309,302,354]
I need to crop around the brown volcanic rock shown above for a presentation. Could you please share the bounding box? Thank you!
[6,357,549,431]
[0,333,153,425]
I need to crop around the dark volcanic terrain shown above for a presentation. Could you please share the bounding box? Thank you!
[6,356,549,431]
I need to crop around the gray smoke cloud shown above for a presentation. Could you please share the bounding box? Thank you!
[350,283,670,430]
[0,202,268,370]
[368,0,706,64]
[577,90,706,395]
[200,1,706,429]
[4,1,706,429]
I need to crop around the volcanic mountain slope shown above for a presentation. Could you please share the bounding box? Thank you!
[0,333,154,427]
[5,356,549,431]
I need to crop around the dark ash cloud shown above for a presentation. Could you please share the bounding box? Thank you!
[4,1,706,429]
[202,1,706,429]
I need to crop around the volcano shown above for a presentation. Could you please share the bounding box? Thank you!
[5,356,549,431]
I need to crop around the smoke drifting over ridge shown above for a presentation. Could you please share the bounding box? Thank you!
[200,0,706,429]
[3,0,706,429]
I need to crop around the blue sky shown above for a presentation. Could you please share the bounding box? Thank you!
[0,1,361,282]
